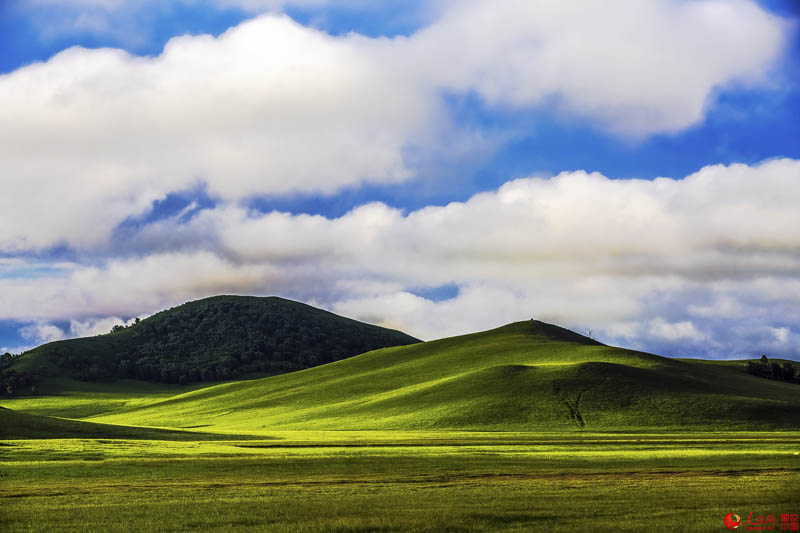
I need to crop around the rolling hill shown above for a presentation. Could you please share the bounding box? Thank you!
[89,320,800,432]
[3,295,419,389]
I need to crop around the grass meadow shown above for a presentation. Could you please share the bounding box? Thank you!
[2,431,799,532]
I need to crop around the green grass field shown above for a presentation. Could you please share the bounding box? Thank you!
[2,432,798,532]
[2,321,799,531]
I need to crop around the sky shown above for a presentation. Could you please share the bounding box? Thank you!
[1,0,799,359]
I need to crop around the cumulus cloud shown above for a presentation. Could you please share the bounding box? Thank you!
[20,323,68,344]
[0,1,789,251]
[0,14,436,250]
[67,315,140,337]
[648,318,705,343]
[15,315,146,351]
[3,159,800,357]
[156,158,800,287]
[409,0,786,136]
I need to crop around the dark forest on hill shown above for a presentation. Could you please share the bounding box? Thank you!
[1,296,418,391]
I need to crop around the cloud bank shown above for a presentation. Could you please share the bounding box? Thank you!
[0,1,788,250]
[5,159,800,357]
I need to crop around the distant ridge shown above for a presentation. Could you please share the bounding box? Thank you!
[5,295,419,388]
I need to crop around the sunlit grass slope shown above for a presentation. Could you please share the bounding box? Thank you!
[0,406,232,440]
[1,377,217,419]
[91,320,800,432]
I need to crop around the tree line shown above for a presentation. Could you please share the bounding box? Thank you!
[747,355,798,384]
[0,352,36,395]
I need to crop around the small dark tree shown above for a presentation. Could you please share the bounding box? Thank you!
[782,362,797,382]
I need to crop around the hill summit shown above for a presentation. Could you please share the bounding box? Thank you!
[6,295,419,387]
[497,320,603,346]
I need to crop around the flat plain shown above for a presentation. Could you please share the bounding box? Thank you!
[2,431,799,532]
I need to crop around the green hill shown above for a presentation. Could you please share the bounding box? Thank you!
[3,295,419,390]
[90,320,800,432]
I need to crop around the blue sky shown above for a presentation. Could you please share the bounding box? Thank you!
[1,0,799,358]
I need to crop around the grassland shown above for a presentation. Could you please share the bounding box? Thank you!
[2,320,799,531]
[2,431,798,532]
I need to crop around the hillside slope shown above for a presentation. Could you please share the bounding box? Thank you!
[91,320,800,432]
[6,296,419,387]
[0,406,233,440]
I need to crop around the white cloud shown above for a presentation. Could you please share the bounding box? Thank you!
[0,1,789,251]
[648,318,705,342]
[0,13,435,250]
[14,0,429,55]
[772,327,789,344]
[1,345,37,355]
[120,159,800,284]
[0,251,274,322]
[20,323,68,344]
[13,315,147,351]
[2,159,799,357]
[67,315,139,337]
[406,0,786,135]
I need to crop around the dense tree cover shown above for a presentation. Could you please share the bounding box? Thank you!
[746,355,798,385]
[0,352,35,396]
[6,296,418,388]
